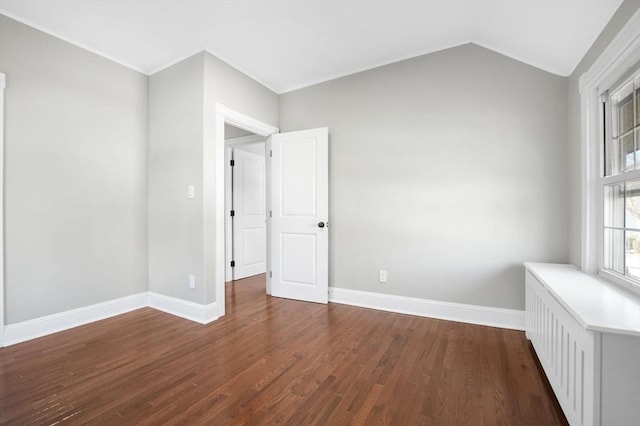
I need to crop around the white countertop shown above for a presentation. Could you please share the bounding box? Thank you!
[524,262,640,337]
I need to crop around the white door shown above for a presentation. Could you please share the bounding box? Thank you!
[232,148,266,279]
[270,128,328,304]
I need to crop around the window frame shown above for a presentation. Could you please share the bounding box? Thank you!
[580,8,640,296]
[601,71,640,285]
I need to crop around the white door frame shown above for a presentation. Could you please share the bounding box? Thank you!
[0,73,6,346]
[214,104,278,317]
[224,135,267,282]
[224,146,233,282]
[229,147,267,280]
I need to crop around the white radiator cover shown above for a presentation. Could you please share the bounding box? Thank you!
[526,271,597,425]
[524,264,640,426]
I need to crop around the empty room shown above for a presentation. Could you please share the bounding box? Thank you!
[0,0,639,424]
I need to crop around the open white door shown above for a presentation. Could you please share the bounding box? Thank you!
[270,128,328,304]
[232,148,266,279]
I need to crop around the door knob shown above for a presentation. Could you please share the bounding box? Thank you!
[318,222,326,228]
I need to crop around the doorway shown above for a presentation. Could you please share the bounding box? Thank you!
[213,104,328,318]
[224,124,267,283]
[214,104,278,317]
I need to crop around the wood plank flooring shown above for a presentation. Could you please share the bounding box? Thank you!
[0,274,567,425]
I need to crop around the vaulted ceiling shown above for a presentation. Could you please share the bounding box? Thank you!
[0,0,623,93]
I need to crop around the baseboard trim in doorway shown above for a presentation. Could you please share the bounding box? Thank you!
[148,292,219,325]
[2,292,148,346]
[329,287,525,331]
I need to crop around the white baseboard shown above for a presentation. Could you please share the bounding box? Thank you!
[1,292,220,347]
[2,292,148,346]
[329,287,525,331]
[1,287,522,347]
[148,292,219,325]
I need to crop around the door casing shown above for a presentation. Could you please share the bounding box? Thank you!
[214,104,278,317]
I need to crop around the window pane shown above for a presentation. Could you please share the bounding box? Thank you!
[607,136,622,176]
[621,132,634,171]
[619,99,634,134]
[605,183,624,227]
[637,128,640,170]
[635,75,639,126]
[626,179,640,229]
[636,88,640,127]
[613,80,634,137]
[604,228,625,274]
[626,231,640,279]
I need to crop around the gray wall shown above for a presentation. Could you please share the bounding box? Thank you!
[0,15,148,323]
[225,124,253,139]
[280,44,569,310]
[567,0,640,267]
[148,53,206,303]
[148,52,278,304]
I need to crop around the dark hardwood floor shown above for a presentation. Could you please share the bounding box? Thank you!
[0,274,567,425]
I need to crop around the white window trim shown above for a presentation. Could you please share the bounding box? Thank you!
[580,8,640,296]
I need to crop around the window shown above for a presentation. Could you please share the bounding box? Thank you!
[581,8,640,295]
[602,69,640,284]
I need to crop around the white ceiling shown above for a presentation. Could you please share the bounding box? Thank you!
[0,0,623,93]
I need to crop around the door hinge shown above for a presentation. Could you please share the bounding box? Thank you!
[230,159,235,167]
[231,260,236,267]
[270,150,273,157]
[269,271,272,278]
[269,210,272,218]
[230,210,235,217]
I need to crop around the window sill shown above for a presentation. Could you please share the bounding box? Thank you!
[597,268,640,298]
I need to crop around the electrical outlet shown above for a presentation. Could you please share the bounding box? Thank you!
[188,185,195,199]
[379,270,387,283]
[189,274,195,289]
